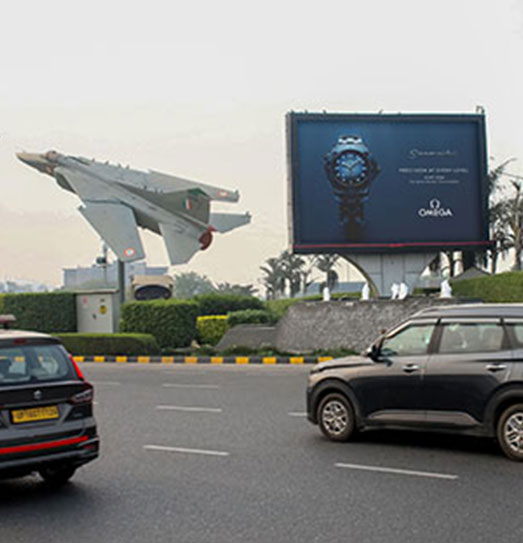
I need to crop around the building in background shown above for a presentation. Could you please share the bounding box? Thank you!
[62,261,168,290]
[0,280,49,293]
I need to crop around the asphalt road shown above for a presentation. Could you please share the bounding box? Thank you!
[1,364,522,543]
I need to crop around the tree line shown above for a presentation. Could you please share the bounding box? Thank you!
[259,252,340,300]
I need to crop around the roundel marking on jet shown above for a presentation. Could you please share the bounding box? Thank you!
[124,247,136,257]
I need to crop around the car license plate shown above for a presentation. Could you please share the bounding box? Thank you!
[11,406,60,424]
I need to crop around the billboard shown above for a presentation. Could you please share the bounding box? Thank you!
[287,112,490,254]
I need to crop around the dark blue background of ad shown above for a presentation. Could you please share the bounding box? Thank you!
[289,113,488,251]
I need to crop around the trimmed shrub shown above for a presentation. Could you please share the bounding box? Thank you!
[451,271,523,302]
[265,299,300,320]
[193,293,264,316]
[227,309,277,327]
[0,292,76,333]
[196,315,229,345]
[121,300,199,348]
[56,333,160,355]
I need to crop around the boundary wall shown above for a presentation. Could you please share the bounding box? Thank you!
[275,298,461,353]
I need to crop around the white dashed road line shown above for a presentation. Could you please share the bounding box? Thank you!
[288,412,307,417]
[162,383,220,389]
[90,381,121,386]
[144,445,230,457]
[335,462,458,480]
[156,405,222,413]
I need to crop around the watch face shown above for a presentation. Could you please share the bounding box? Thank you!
[333,151,369,186]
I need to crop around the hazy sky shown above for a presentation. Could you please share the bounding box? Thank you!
[1,0,522,289]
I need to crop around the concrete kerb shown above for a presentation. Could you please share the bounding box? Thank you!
[74,355,332,365]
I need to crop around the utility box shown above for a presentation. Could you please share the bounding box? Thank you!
[76,290,120,333]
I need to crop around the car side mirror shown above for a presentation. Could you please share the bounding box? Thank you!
[365,342,382,362]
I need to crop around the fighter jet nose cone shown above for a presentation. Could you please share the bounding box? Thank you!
[16,151,56,174]
[16,152,32,164]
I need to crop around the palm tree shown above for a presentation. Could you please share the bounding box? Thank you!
[489,200,511,273]
[279,250,305,298]
[260,257,285,300]
[299,255,317,296]
[315,254,339,292]
[500,181,523,270]
[486,159,515,273]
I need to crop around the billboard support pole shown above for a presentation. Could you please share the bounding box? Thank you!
[342,253,437,297]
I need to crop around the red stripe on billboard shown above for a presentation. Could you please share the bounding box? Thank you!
[294,241,492,249]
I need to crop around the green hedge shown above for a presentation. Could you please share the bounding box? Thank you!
[0,292,76,333]
[227,309,277,326]
[56,333,160,355]
[193,293,264,316]
[451,271,523,302]
[121,300,199,348]
[196,315,229,345]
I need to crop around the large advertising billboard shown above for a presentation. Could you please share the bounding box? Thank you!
[287,112,490,254]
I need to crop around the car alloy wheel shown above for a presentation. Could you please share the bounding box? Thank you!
[497,404,523,461]
[317,393,355,442]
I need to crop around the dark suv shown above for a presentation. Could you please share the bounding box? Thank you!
[0,316,99,483]
[307,304,523,460]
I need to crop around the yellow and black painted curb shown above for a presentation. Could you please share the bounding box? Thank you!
[73,355,333,365]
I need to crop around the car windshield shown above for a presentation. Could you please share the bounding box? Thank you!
[0,343,74,386]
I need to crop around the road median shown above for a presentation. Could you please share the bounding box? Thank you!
[73,355,332,365]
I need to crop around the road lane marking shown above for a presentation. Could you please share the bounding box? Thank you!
[335,462,458,480]
[144,445,229,457]
[90,381,121,386]
[156,405,222,413]
[162,383,220,389]
[288,412,307,417]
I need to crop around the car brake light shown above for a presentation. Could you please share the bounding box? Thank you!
[69,385,94,405]
[69,354,85,380]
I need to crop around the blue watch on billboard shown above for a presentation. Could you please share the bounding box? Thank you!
[324,135,380,239]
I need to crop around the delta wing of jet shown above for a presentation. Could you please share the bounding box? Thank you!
[17,150,251,265]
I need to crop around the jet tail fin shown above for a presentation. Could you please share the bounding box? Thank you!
[209,212,251,233]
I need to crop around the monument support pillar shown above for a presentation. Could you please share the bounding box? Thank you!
[117,259,126,305]
[342,253,437,297]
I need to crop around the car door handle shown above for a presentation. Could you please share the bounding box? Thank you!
[402,364,420,373]
[486,364,508,372]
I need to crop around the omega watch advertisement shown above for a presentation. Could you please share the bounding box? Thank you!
[287,112,490,254]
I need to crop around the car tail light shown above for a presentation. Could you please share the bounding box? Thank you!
[69,354,85,381]
[69,385,94,405]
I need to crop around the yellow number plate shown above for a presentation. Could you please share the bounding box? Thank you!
[11,406,60,424]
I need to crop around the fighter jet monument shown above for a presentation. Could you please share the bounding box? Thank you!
[17,150,251,265]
